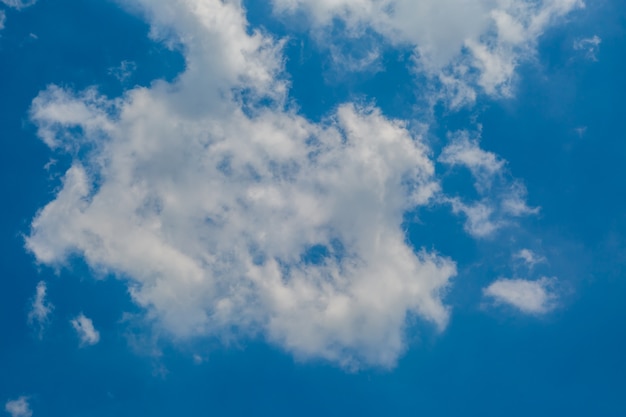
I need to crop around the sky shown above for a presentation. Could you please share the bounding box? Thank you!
[1,0,625,416]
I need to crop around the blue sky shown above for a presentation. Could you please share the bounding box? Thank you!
[1,0,625,416]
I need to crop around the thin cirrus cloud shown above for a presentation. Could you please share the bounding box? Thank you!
[4,397,32,417]
[70,313,100,346]
[24,0,578,368]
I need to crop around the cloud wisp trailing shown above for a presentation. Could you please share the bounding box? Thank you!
[439,131,539,238]
[24,0,576,368]
[573,35,601,61]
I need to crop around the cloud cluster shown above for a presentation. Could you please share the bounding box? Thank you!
[4,397,32,417]
[23,0,576,367]
[26,0,459,368]
[272,0,584,102]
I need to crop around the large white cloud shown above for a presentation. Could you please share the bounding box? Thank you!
[272,0,584,101]
[26,0,458,368]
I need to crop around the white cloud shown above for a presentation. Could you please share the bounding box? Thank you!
[483,277,558,314]
[4,397,32,417]
[27,281,53,338]
[439,131,538,238]
[0,0,36,10]
[26,0,456,368]
[70,313,100,346]
[0,11,6,30]
[573,35,601,61]
[272,0,584,101]
[439,131,504,192]
[515,249,547,268]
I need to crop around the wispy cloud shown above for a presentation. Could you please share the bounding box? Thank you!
[108,60,137,82]
[574,35,602,61]
[514,249,547,269]
[27,281,53,338]
[5,397,32,417]
[70,313,100,347]
[0,0,37,10]
[440,131,538,238]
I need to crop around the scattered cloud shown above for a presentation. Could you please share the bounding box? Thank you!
[27,281,53,338]
[108,60,137,82]
[574,35,601,61]
[483,277,558,314]
[439,130,505,192]
[515,249,547,269]
[0,11,5,31]
[70,313,100,346]
[22,0,579,368]
[4,397,32,417]
[440,131,538,238]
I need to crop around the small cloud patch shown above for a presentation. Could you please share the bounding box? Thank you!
[70,313,100,347]
[574,35,601,61]
[484,277,558,315]
[5,397,32,417]
[27,281,53,338]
